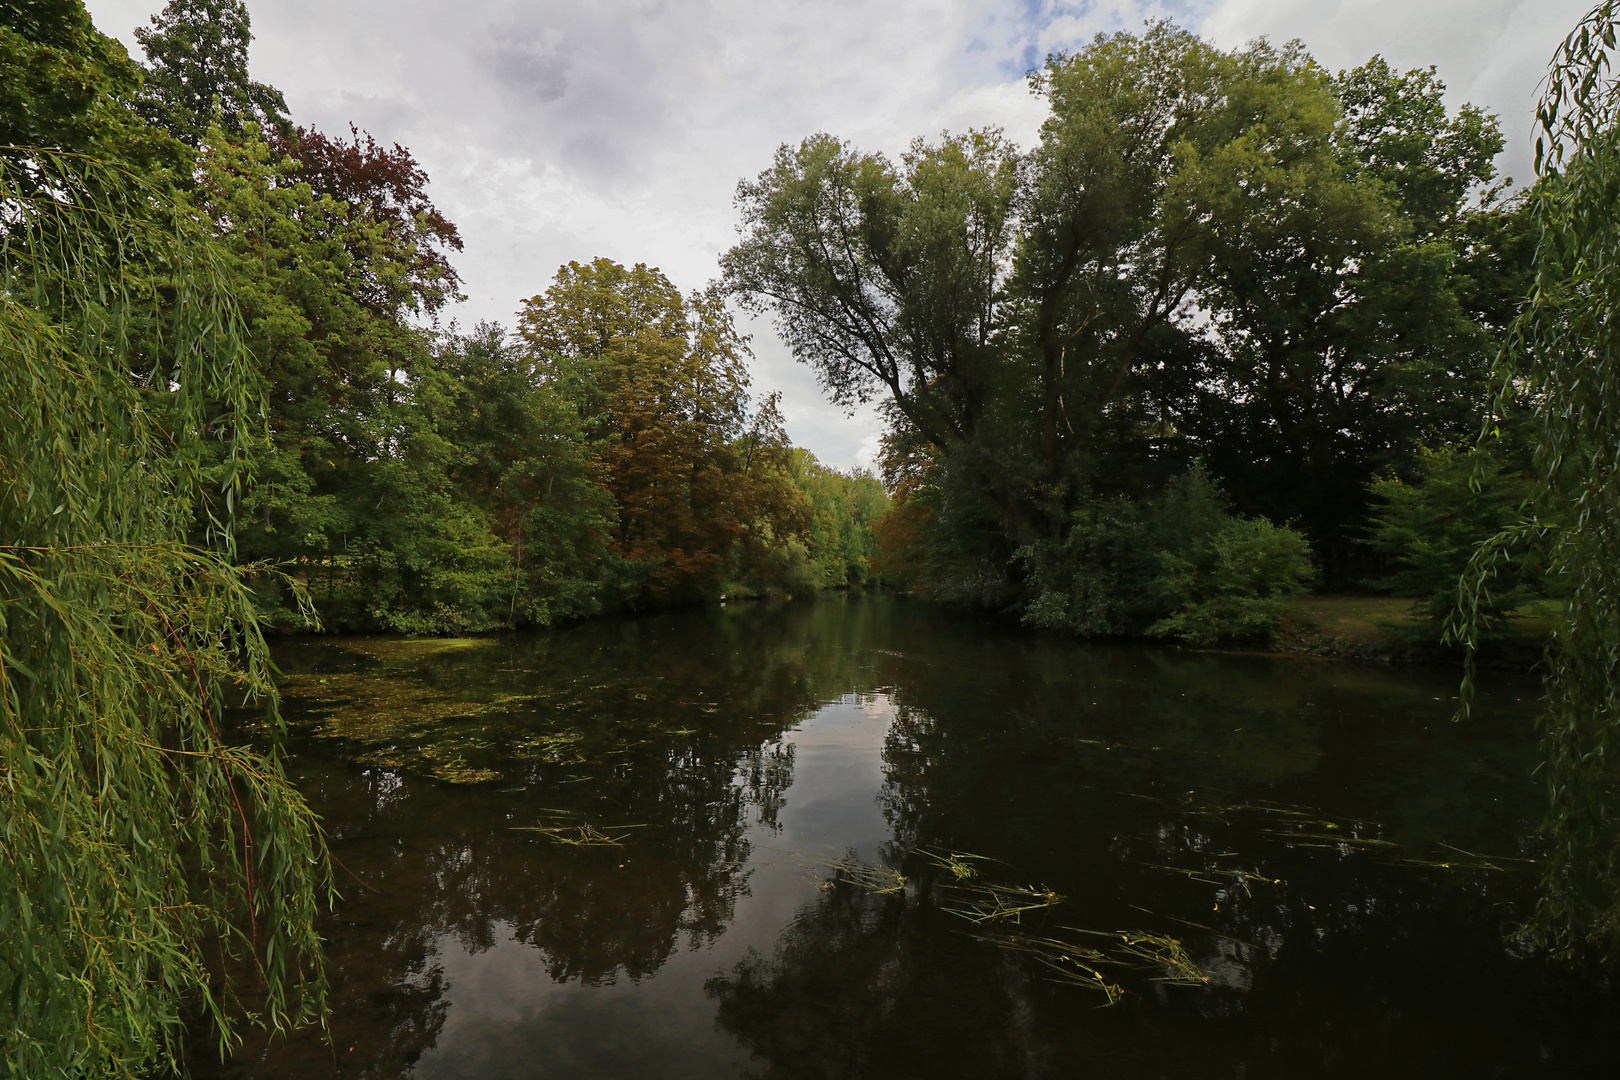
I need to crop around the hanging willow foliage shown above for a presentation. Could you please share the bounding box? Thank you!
[0,149,329,1075]
[1455,2,1620,962]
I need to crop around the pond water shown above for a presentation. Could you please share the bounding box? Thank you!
[198,594,1619,1078]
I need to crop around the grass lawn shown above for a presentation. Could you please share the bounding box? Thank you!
[1277,594,1556,664]
[1283,595,1423,645]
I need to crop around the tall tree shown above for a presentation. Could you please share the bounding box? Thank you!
[727,21,1522,603]
[270,123,464,319]
[0,0,183,172]
[189,124,468,626]
[520,259,808,602]
[134,0,288,146]
[1188,55,1510,580]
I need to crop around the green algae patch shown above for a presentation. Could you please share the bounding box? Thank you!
[329,636,499,659]
[273,628,818,788]
[277,636,533,782]
[279,667,530,781]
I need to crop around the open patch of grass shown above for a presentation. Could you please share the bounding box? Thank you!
[1277,594,1551,664]
[1283,595,1422,645]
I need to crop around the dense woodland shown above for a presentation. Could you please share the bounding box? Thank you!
[724,25,1548,644]
[0,0,1554,647]
[8,0,891,639]
[10,0,1620,1073]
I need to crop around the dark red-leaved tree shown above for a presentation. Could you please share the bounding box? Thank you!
[272,123,463,318]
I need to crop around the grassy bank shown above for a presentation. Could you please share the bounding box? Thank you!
[1274,595,1556,667]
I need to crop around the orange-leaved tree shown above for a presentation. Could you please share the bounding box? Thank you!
[519,259,808,601]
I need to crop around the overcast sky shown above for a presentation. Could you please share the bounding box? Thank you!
[85,0,1594,470]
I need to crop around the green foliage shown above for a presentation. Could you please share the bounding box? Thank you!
[519,259,811,605]
[726,20,1531,614]
[0,151,327,1075]
[1021,466,1315,645]
[1189,52,1513,579]
[175,125,856,632]
[1367,444,1543,626]
[1148,516,1317,646]
[789,451,890,587]
[133,0,289,147]
[1455,0,1620,963]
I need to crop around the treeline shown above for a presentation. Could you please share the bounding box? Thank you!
[729,23,1545,644]
[7,0,887,635]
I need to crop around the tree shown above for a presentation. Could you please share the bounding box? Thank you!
[1458,0,1620,962]
[188,124,471,627]
[722,129,1020,495]
[1188,55,1512,581]
[133,0,289,147]
[520,259,809,602]
[374,323,627,632]
[0,0,185,176]
[0,150,327,1074]
[1366,443,1543,627]
[789,451,890,587]
[269,123,464,318]
[727,22,1524,611]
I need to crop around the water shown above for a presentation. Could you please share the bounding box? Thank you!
[197,594,1619,1078]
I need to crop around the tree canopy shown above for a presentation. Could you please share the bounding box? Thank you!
[727,21,1528,634]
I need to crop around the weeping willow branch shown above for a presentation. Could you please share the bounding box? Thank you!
[1455,2,1620,963]
[0,150,330,1076]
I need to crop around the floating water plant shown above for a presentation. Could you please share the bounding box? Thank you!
[514,814,650,847]
[782,849,908,895]
[773,844,1209,1002]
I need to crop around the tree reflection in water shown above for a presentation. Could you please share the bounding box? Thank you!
[708,621,1618,1077]
[185,596,1620,1079]
[191,598,892,1077]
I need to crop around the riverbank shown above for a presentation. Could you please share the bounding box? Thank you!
[1274,595,1555,667]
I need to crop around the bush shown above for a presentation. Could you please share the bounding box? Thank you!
[1364,443,1548,628]
[1022,465,1316,645]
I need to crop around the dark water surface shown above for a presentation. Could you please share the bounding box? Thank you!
[202,594,1619,1078]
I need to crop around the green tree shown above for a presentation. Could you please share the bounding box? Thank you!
[728,22,1526,615]
[0,151,327,1075]
[1458,0,1620,962]
[722,130,1024,596]
[1189,55,1514,582]
[369,323,626,632]
[133,0,289,147]
[188,126,470,628]
[1019,465,1315,645]
[0,0,185,175]
[519,259,809,603]
[1367,443,1543,627]
[789,451,890,587]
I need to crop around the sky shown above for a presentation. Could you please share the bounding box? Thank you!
[85,0,1595,471]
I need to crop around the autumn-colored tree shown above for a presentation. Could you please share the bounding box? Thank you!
[270,123,463,318]
[519,259,808,601]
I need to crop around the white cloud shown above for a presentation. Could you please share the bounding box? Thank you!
[84,0,1593,469]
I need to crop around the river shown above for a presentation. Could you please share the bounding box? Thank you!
[195,593,1619,1078]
